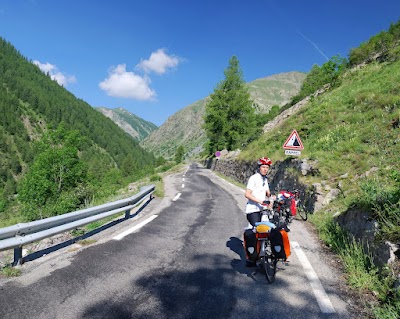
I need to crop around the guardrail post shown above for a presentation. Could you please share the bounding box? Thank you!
[125,209,130,219]
[13,247,23,266]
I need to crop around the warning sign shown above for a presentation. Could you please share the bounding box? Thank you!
[283,130,304,150]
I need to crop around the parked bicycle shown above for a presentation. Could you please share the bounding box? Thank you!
[271,191,295,224]
[274,189,311,222]
[293,189,309,221]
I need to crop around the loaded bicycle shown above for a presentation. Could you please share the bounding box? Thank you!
[254,203,290,283]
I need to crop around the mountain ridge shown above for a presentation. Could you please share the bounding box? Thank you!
[96,107,158,142]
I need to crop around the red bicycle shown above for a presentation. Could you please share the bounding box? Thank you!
[274,189,310,221]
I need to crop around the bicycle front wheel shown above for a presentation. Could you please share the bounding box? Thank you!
[297,202,308,221]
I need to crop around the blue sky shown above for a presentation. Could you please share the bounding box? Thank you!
[0,1,399,126]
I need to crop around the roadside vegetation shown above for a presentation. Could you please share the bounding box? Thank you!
[0,265,21,278]
[0,158,182,275]
[203,55,259,154]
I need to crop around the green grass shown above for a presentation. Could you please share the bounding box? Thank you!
[1,266,21,277]
[240,59,400,212]
[310,210,399,319]
[240,61,400,179]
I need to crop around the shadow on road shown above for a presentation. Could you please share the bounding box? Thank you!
[81,253,239,319]
[79,249,337,319]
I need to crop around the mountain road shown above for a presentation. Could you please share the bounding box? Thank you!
[0,163,353,319]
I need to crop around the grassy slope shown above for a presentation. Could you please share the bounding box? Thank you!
[240,60,400,196]
[249,71,307,112]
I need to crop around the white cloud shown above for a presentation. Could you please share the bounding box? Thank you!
[99,64,156,101]
[33,60,76,87]
[33,60,54,73]
[137,48,180,75]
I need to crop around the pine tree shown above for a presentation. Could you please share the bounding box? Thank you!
[203,56,258,155]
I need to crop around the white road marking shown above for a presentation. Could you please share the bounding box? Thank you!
[182,184,185,188]
[182,178,185,182]
[291,241,336,313]
[113,215,158,241]
[173,193,181,201]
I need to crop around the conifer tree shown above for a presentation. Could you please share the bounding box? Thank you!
[204,56,258,155]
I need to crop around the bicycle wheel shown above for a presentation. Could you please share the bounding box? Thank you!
[263,242,277,283]
[297,202,308,221]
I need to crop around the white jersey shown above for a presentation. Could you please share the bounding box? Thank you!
[245,173,270,214]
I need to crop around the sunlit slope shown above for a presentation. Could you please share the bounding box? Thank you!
[96,107,158,141]
[240,60,400,195]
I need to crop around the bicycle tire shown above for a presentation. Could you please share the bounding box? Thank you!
[263,241,277,283]
[297,202,308,221]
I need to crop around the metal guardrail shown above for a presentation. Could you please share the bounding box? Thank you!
[0,184,155,266]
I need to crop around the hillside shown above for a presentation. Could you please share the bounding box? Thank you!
[0,37,156,225]
[96,107,157,142]
[140,99,208,159]
[249,71,306,113]
[140,71,306,158]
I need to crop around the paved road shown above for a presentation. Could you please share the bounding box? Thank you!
[0,163,353,319]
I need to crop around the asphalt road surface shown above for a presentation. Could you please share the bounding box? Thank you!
[0,163,353,319]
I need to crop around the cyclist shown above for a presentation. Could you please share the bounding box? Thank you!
[243,157,272,267]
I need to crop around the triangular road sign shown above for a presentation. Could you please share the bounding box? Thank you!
[283,130,304,150]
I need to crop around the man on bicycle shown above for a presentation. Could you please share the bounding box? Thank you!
[243,157,272,267]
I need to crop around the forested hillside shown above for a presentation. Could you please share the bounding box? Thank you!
[0,37,156,225]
